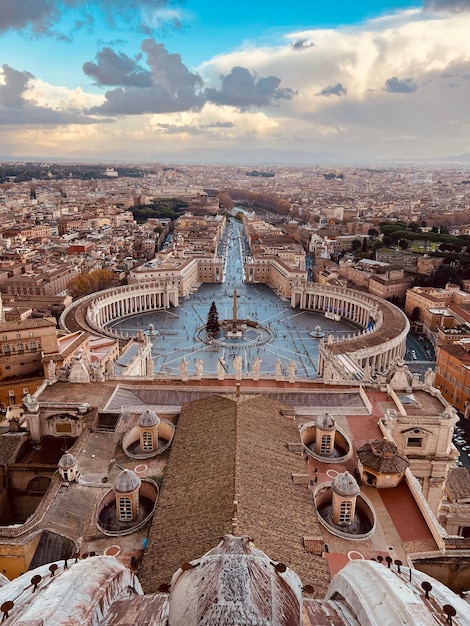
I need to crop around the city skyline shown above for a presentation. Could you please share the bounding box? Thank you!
[2,1,470,164]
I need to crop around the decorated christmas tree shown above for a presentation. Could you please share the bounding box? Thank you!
[206,300,220,336]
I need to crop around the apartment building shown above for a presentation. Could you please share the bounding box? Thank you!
[435,340,470,415]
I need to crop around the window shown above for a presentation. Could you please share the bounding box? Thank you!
[320,434,331,455]
[118,496,132,521]
[3,345,10,355]
[339,500,353,525]
[407,437,422,448]
[28,476,51,493]
[17,342,24,354]
[142,430,153,451]
[30,341,37,350]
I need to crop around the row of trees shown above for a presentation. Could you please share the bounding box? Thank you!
[67,269,116,299]
[221,189,291,216]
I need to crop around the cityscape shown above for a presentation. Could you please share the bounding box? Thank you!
[2,0,470,624]
[0,161,469,625]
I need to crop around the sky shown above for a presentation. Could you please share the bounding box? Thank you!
[1,0,470,165]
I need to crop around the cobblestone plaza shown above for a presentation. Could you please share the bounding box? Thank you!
[109,221,359,379]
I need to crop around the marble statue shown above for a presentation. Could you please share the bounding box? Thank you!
[195,358,204,380]
[47,359,56,380]
[180,357,189,381]
[287,360,297,383]
[252,358,261,381]
[424,367,435,388]
[275,359,283,381]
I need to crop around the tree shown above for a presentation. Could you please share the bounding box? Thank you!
[67,269,116,298]
[368,228,379,239]
[206,301,221,336]
[351,239,362,251]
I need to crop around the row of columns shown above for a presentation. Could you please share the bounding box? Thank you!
[300,290,372,327]
[88,285,179,328]
[361,339,406,373]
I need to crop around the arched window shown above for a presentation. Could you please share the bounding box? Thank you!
[27,476,51,494]
[320,434,331,455]
[339,500,353,525]
[118,496,132,521]
[142,430,153,451]
[30,340,37,350]
[3,344,10,355]
[17,342,24,354]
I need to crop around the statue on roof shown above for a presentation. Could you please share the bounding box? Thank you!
[180,357,188,381]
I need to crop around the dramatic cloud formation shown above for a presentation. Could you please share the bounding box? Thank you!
[0,0,183,36]
[90,39,204,114]
[0,63,103,125]
[384,76,418,93]
[316,83,347,97]
[204,66,296,109]
[86,41,296,115]
[0,64,33,108]
[83,48,152,87]
[3,4,470,162]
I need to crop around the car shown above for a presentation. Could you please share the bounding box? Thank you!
[455,438,466,445]
[462,445,470,452]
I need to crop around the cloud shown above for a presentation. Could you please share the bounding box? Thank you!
[316,83,347,97]
[423,0,470,11]
[83,48,152,87]
[91,39,204,114]
[0,64,105,125]
[291,39,314,51]
[384,76,418,93]
[204,66,296,109]
[0,0,184,36]
[88,41,296,115]
[0,64,33,108]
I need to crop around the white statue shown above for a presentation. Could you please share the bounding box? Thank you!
[233,355,242,380]
[195,358,204,380]
[275,359,283,381]
[252,358,261,381]
[106,358,114,378]
[47,359,56,380]
[146,354,154,377]
[180,357,188,381]
[424,367,435,388]
[288,360,297,383]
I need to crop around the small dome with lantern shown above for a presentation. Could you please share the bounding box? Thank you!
[138,409,160,428]
[332,471,360,497]
[114,468,141,494]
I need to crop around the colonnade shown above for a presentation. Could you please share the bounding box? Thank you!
[84,281,179,334]
[291,282,409,380]
[295,289,374,328]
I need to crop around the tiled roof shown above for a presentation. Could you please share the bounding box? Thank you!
[446,467,470,502]
[139,394,330,596]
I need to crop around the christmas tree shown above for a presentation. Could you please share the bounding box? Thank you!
[206,300,220,336]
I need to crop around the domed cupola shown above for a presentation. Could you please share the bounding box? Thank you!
[138,409,160,453]
[58,452,78,482]
[114,469,142,522]
[331,471,360,526]
[315,413,336,456]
